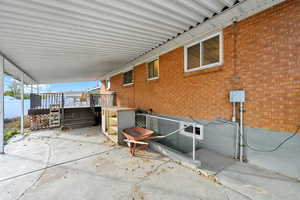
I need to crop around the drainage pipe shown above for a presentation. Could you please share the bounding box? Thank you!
[239,102,244,162]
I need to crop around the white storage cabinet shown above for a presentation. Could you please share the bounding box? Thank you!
[101,107,135,144]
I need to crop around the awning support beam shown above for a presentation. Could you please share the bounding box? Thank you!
[0,51,37,84]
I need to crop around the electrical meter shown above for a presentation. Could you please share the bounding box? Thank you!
[229,90,245,102]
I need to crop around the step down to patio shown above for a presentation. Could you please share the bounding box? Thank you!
[63,108,96,129]
[186,148,300,200]
[63,121,95,129]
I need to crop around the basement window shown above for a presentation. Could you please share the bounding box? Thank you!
[184,125,201,136]
[123,70,133,86]
[147,59,159,80]
[184,32,223,72]
[180,122,204,140]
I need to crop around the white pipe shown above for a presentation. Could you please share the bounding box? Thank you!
[232,102,239,159]
[136,113,183,124]
[21,73,24,134]
[0,56,4,154]
[232,102,236,122]
[239,102,244,162]
[234,122,239,159]
[192,125,196,161]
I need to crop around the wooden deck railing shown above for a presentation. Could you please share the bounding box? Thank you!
[30,93,115,110]
[90,94,115,107]
[30,93,64,109]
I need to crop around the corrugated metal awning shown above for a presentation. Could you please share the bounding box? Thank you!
[0,0,285,83]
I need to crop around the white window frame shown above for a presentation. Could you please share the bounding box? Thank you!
[184,32,224,73]
[105,78,110,90]
[146,58,159,81]
[123,69,134,86]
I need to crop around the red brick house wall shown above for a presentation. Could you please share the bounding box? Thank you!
[110,74,135,108]
[104,0,300,133]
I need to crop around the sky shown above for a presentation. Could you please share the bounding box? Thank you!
[46,81,99,92]
[4,75,100,93]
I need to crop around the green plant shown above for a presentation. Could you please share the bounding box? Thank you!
[3,117,31,144]
[4,129,20,144]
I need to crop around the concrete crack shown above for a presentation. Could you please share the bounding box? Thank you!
[224,189,231,200]
[129,160,171,200]
[16,138,52,200]
[0,147,118,184]
[221,185,254,200]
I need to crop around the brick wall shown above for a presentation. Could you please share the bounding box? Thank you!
[110,74,135,108]
[107,0,300,133]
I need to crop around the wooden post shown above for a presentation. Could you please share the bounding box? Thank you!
[0,56,4,153]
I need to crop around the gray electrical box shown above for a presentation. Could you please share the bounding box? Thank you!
[229,90,245,102]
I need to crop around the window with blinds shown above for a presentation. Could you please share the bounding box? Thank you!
[123,70,133,85]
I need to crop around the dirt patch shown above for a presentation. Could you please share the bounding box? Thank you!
[94,157,118,172]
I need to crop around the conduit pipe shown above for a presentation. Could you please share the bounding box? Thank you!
[232,102,236,122]
[239,102,244,162]
[230,103,245,162]
[234,122,240,160]
[232,102,240,160]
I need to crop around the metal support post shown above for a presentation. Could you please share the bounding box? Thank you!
[21,73,24,134]
[0,56,4,153]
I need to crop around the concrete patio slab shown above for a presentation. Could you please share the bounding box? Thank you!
[0,127,249,200]
[189,148,300,200]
